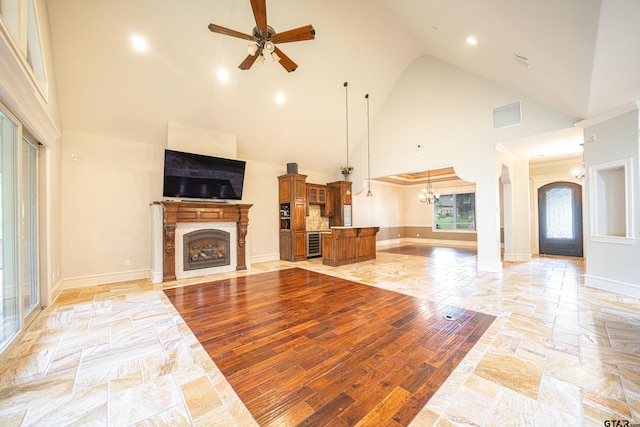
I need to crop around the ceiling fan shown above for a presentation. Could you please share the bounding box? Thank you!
[208,0,315,72]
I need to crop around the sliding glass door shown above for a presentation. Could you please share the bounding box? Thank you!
[0,104,40,357]
[22,138,39,319]
[0,109,20,352]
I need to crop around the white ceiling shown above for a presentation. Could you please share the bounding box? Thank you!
[46,0,640,175]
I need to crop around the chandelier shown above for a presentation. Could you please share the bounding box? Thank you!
[571,142,585,180]
[418,171,439,204]
[571,168,585,180]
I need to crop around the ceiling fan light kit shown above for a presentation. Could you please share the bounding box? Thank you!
[208,0,315,72]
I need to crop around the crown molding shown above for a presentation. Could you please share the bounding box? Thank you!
[575,101,640,129]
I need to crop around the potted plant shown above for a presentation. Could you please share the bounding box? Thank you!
[340,166,353,180]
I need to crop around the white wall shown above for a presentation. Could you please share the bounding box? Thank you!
[57,54,587,286]
[346,55,577,271]
[352,180,405,227]
[60,129,336,287]
[61,131,163,286]
[580,105,640,297]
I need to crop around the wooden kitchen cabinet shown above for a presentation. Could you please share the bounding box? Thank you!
[327,181,352,227]
[279,173,307,203]
[324,187,334,217]
[307,184,328,204]
[278,173,308,261]
[321,226,380,266]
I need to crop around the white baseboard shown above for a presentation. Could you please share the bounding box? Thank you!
[476,261,503,273]
[503,252,532,262]
[250,253,280,264]
[404,237,477,248]
[62,269,150,289]
[50,278,64,305]
[584,274,640,299]
[377,238,403,247]
[377,237,477,248]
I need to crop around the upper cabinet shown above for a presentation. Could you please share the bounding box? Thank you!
[307,184,327,204]
[279,173,307,203]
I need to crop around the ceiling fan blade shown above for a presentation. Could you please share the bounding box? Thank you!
[239,50,261,70]
[208,23,257,41]
[274,46,297,72]
[250,0,267,36]
[272,25,316,44]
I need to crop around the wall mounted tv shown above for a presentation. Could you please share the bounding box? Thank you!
[162,149,246,200]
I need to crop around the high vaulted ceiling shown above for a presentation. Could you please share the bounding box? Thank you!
[46,0,640,175]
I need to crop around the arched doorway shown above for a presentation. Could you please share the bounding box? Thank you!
[538,182,583,257]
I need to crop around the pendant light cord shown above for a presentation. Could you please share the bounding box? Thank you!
[344,82,349,170]
[365,93,372,197]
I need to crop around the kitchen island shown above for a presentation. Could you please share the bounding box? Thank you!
[321,226,380,267]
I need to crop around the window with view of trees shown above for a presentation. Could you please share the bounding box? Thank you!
[434,193,476,230]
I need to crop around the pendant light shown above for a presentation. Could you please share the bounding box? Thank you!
[365,93,373,197]
[343,82,352,194]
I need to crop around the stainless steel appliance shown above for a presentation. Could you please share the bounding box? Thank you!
[343,205,352,227]
[306,232,321,258]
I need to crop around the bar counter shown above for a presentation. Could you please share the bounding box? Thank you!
[321,226,380,267]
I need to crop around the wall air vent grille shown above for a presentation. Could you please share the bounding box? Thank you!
[492,100,522,130]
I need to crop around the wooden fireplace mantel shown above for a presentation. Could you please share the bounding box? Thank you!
[155,201,252,282]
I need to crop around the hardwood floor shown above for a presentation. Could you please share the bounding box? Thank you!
[164,267,495,426]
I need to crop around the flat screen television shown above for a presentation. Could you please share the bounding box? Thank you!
[162,149,246,200]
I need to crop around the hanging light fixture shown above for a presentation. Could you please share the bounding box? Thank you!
[247,40,280,63]
[365,93,373,197]
[571,142,585,180]
[263,41,275,53]
[341,82,352,194]
[418,171,439,204]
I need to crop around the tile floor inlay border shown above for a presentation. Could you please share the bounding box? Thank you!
[164,267,496,426]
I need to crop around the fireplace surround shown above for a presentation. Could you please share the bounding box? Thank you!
[154,201,252,282]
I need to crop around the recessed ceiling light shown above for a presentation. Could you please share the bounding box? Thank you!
[217,69,229,83]
[131,35,147,52]
[275,92,286,104]
[466,36,478,46]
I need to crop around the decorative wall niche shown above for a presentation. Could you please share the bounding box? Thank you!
[589,157,634,244]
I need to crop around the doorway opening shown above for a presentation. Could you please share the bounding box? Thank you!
[538,182,583,257]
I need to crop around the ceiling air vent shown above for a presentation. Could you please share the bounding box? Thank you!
[492,100,522,130]
[515,54,532,69]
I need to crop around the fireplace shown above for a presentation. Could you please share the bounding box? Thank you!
[183,229,230,271]
[151,201,252,282]
[175,221,237,279]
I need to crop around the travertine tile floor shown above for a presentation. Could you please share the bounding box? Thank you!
[0,244,639,426]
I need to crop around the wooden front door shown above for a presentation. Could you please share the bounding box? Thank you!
[538,182,583,257]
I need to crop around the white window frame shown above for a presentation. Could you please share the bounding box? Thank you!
[433,192,477,232]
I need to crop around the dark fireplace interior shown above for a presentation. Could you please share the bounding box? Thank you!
[183,229,231,271]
